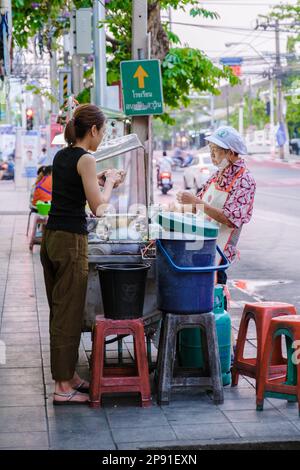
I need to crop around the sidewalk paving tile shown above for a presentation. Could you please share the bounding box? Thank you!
[107,410,170,429]
[49,431,116,450]
[222,409,291,423]
[0,432,49,450]
[232,421,300,439]
[111,426,177,444]
[0,406,47,432]
[171,423,239,441]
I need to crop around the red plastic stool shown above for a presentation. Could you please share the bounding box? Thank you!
[232,302,297,388]
[257,315,300,415]
[89,317,152,408]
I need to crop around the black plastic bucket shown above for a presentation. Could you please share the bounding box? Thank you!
[96,263,151,319]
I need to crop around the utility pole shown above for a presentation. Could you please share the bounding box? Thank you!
[239,101,244,136]
[93,0,106,107]
[131,0,151,204]
[269,75,276,158]
[0,0,12,122]
[248,78,252,128]
[255,18,290,160]
[210,94,215,130]
[50,49,59,114]
[275,19,285,160]
[226,85,229,125]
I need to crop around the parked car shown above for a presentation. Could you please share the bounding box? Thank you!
[183,153,216,192]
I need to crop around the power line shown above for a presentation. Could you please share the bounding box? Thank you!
[200,1,283,4]
[169,21,294,34]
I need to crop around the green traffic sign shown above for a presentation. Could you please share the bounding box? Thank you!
[120,59,164,116]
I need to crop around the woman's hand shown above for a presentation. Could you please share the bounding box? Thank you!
[97,169,109,187]
[176,191,199,206]
[105,169,126,188]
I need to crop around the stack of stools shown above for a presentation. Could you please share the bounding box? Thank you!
[89,317,151,408]
[156,312,224,405]
[232,302,297,388]
[256,315,300,414]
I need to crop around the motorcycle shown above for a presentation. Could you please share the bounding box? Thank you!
[168,153,195,170]
[157,169,173,195]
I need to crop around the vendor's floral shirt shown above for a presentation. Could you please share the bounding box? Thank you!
[197,158,256,263]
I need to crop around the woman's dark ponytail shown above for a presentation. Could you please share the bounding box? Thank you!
[64,104,106,147]
[64,119,77,146]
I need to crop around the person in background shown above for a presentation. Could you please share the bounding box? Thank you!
[40,104,124,405]
[31,165,52,207]
[38,147,48,165]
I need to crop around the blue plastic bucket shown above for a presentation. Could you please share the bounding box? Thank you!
[156,239,229,314]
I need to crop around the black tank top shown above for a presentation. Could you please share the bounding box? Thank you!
[46,146,89,234]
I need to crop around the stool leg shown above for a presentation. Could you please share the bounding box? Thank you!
[256,328,273,411]
[297,363,300,416]
[146,335,152,370]
[155,318,165,386]
[134,322,151,407]
[89,324,106,408]
[231,314,250,387]
[118,337,123,364]
[157,314,176,406]
[26,211,32,236]
[204,314,224,405]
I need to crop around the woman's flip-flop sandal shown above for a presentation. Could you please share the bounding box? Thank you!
[73,381,90,394]
[53,390,89,406]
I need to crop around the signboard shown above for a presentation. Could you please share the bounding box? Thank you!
[220,57,243,77]
[120,59,164,116]
[21,130,40,185]
[0,126,15,160]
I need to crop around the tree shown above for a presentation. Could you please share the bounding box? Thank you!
[229,94,270,131]
[11,0,238,121]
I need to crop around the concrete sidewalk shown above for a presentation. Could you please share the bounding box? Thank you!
[1,183,300,450]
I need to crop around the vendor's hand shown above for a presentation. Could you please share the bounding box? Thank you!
[105,168,122,187]
[176,191,199,206]
[113,169,126,188]
[97,169,109,187]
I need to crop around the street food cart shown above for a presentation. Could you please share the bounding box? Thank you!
[83,134,160,338]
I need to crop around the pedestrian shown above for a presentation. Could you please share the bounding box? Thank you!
[177,125,256,293]
[38,147,48,165]
[40,104,124,405]
[31,165,52,207]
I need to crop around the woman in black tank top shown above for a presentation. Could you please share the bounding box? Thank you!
[40,104,123,405]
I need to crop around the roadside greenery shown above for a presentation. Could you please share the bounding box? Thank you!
[11,0,238,122]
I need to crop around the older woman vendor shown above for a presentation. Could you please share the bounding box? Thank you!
[177,126,256,287]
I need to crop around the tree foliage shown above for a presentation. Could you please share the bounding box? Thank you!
[229,94,270,131]
[11,0,238,120]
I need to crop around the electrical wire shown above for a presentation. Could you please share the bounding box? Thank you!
[168,21,296,34]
